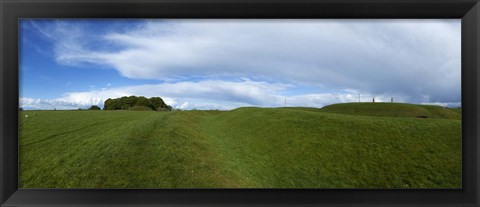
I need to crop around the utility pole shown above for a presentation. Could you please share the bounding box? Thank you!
[391,97,393,103]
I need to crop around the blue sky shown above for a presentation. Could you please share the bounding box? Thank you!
[19,19,461,110]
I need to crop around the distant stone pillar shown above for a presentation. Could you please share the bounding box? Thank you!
[373,97,375,103]
[391,97,393,103]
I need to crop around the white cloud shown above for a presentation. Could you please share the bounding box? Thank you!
[20,98,86,110]
[26,19,461,106]
[178,102,190,109]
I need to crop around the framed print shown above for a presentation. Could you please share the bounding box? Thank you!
[1,0,479,206]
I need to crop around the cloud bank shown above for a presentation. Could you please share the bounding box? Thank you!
[21,79,455,110]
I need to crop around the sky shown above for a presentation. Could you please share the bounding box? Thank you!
[19,19,461,110]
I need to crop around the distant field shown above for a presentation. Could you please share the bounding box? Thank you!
[19,103,461,188]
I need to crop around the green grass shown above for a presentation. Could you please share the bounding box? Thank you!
[318,102,461,119]
[447,107,462,115]
[127,106,155,111]
[19,103,461,189]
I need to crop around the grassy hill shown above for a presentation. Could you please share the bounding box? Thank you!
[318,102,461,119]
[19,104,461,189]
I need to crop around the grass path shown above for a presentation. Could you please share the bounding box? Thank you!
[20,111,231,188]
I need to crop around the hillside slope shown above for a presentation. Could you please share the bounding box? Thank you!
[205,107,461,188]
[318,103,461,119]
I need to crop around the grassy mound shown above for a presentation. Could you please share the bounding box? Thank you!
[205,107,460,188]
[128,106,154,111]
[447,107,462,114]
[19,107,461,188]
[319,102,461,119]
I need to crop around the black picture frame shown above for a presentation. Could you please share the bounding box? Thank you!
[1,0,479,206]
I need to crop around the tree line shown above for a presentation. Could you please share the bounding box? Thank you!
[102,96,172,111]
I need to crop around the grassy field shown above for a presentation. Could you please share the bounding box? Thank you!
[19,103,461,188]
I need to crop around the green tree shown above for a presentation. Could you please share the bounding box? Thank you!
[135,96,152,109]
[103,98,112,110]
[103,96,172,111]
[119,96,136,110]
[88,105,101,110]
[149,97,170,111]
